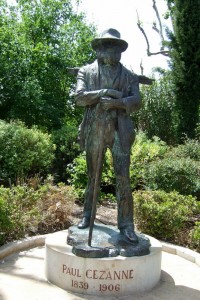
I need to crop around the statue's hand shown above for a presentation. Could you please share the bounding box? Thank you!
[98,89,122,99]
[100,97,121,110]
[106,89,122,99]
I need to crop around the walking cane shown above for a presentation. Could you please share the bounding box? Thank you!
[88,111,106,247]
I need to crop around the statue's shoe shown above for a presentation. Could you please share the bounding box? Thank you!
[120,227,139,243]
[77,217,90,229]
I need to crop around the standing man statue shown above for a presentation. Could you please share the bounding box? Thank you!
[75,28,141,244]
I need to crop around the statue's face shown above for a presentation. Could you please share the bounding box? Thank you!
[96,43,121,65]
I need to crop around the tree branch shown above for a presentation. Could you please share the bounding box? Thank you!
[137,11,170,57]
[152,0,165,44]
[136,11,151,56]
[152,22,160,34]
[146,50,170,56]
[140,60,144,75]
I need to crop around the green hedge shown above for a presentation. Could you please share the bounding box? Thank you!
[52,123,79,182]
[133,73,178,144]
[143,139,200,198]
[67,149,115,200]
[143,157,200,197]
[130,132,168,189]
[166,138,200,161]
[190,222,200,252]
[0,196,13,245]
[0,121,55,185]
[0,178,76,245]
[134,190,200,246]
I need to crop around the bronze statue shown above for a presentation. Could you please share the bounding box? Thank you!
[75,28,141,244]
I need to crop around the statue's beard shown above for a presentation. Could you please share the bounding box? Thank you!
[98,54,121,66]
[101,58,118,65]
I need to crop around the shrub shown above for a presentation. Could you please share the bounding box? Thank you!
[0,177,76,245]
[134,190,200,245]
[0,120,55,185]
[190,222,200,252]
[195,123,200,139]
[0,196,13,245]
[143,157,200,198]
[0,183,41,244]
[51,123,79,182]
[36,179,76,234]
[142,138,200,198]
[67,152,87,199]
[67,150,115,200]
[130,132,168,189]
[133,73,178,144]
[166,138,200,161]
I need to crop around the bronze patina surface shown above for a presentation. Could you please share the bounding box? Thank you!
[69,28,150,257]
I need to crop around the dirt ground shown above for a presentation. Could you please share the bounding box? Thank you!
[69,200,118,227]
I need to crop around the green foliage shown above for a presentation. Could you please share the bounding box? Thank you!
[0,195,13,245]
[166,138,200,161]
[130,132,168,189]
[0,183,40,244]
[0,177,76,245]
[143,138,200,198]
[169,0,200,140]
[134,73,178,144]
[52,123,79,182]
[0,120,55,184]
[195,123,200,139]
[67,149,115,200]
[143,157,200,198]
[0,0,96,130]
[67,152,87,199]
[100,149,115,198]
[134,190,200,243]
[190,222,200,252]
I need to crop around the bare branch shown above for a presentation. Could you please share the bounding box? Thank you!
[136,11,170,57]
[147,50,169,56]
[140,60,144,75]
[136,11,151,56]
[152,0,165,44]
[152,22,160,34]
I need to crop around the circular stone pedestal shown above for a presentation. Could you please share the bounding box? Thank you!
[45,230,162,297]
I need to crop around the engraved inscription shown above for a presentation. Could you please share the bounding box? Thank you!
[62,264,134,292]
[62,264,81,277]
[86,269,134,280]
[72,280,88,290]
[99,283,120,292]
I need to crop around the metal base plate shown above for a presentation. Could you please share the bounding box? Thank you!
[67,224,151,258]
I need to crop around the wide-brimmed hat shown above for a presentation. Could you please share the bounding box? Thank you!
[91,28,128,52]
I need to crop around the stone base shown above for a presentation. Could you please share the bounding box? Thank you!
[45,230,162,297]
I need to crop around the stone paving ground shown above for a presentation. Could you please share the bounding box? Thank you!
[0,245,200,300]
